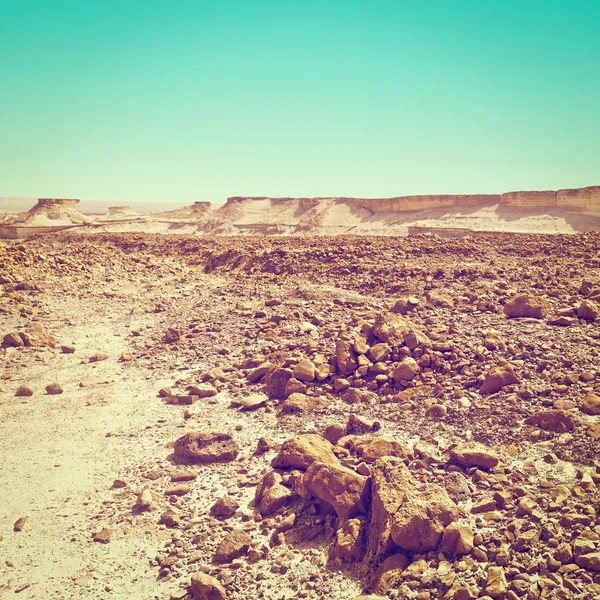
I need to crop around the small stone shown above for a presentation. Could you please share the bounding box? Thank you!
[159,509,180,527]
[13,517,27,532]
[135,489,152,511]
[165,484,190,496]
[61,345,75,354]
[213,530,252,563]
[45,383,63,395]
[210,497,239,519]
[486,565,508,599]
[93,528,111,543]
[15,386,33,397]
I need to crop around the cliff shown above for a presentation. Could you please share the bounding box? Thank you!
[3,198,93,227]
[501,186,600,211]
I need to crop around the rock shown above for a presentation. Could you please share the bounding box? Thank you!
[89,352,108,362]
[323,423,346,444]
[440,523,474,554]
[334,518,366,561]
[93,528,111,543]
[4,332,24,347]
[369,343,391,362]
[578,300,600,321]
[165,484,191,496]
[19,324,57,348]
[13,517,27,532]
[234,393,268,410]
[292,359,315,382]
[583,393,600,415]
[280,393,327,413]
[164,328,182,343]
[61,345,75,354]
[443,472,472,502]
[135,489,152,511]
[303,462,371,519]
[45,383,63,395]
[190,573,226,600]
[480,364,519,395]
[525,410,575,432]
[343,436,412,463]
[503,294,549,319]
[449,444,499,470]
[272,434,338,470]
[173,432,239,464]
[368,457,458,558]
[247,361,274,383]
[210,497,239,519]
[159,509,180,527]
[213,530,252,563]
[171,469,197,482]
[575,552,600,571]
[15,386,33,397]
[370,553,409,594]
[188,384,217,398]
[392,357,420,382]
[254,471,294,516]
[346,414,380,435]
[336,341,358,376]
[485,565,508,599]
[372,312,431,350]
[263,368,292,399]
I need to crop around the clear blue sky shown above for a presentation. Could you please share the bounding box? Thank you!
[1,0,599,203]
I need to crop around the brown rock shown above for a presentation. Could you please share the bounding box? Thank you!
[247,361,274,383]
[336,341,358,376]
[503,294,549,319]
[190,573,226,600]
[583,393,600,416]
[16,386,33,397]
[271,434,338,470]
[280,393,327,414]
[344,436,412,463]
[323,423,346,444]
[368,457,458,558]
[369,343,391,362]
[213,530,252,563]
[159,509,180,527]
[292,359,316,382]
[254,471,294,516]
[45,383,63,395]
[3,332,24,347]
[13,517,27,532]
[165,484,190,496]
[164,328,182,343]
[370,553,409,594]
[303,462,371,519]
[450,443,499,470]
[575,552,600,571]
[578,300,600,321]
[392,357,420,382]
[173,432,239,464]
[372,312,431,350]
[480,364,519,395]
[263,368,292,399]
[334,518,366,561]
[93,528,111,543]
[188,384,217,398]
[525,410,575,432]
[210,497,239,519]
[486,565,508,599]
[440,523,474,554]
[61,344,75,354]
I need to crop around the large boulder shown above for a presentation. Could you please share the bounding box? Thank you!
[303,462,371,520]
[503,294,549,319]
[272,434,338,470]
[372,312,431,350]
[368,457,458,558]
[173,432,239,464]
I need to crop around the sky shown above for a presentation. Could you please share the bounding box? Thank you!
[1,0,599,204]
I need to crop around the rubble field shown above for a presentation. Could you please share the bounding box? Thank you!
[1,231,600,600]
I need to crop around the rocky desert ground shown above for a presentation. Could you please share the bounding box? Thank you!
[2,231,600,600]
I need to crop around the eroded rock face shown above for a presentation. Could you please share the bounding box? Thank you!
[272,434,338,470]
[368,457,458,557]
[303,462,371,520]
[503,294,549,319]
[173,432,239,464]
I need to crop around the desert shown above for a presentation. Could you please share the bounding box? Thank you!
[1,224,600,599]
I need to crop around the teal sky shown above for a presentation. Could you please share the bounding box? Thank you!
[1,0,599,204]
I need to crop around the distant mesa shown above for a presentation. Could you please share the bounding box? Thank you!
[107,206,138,217]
